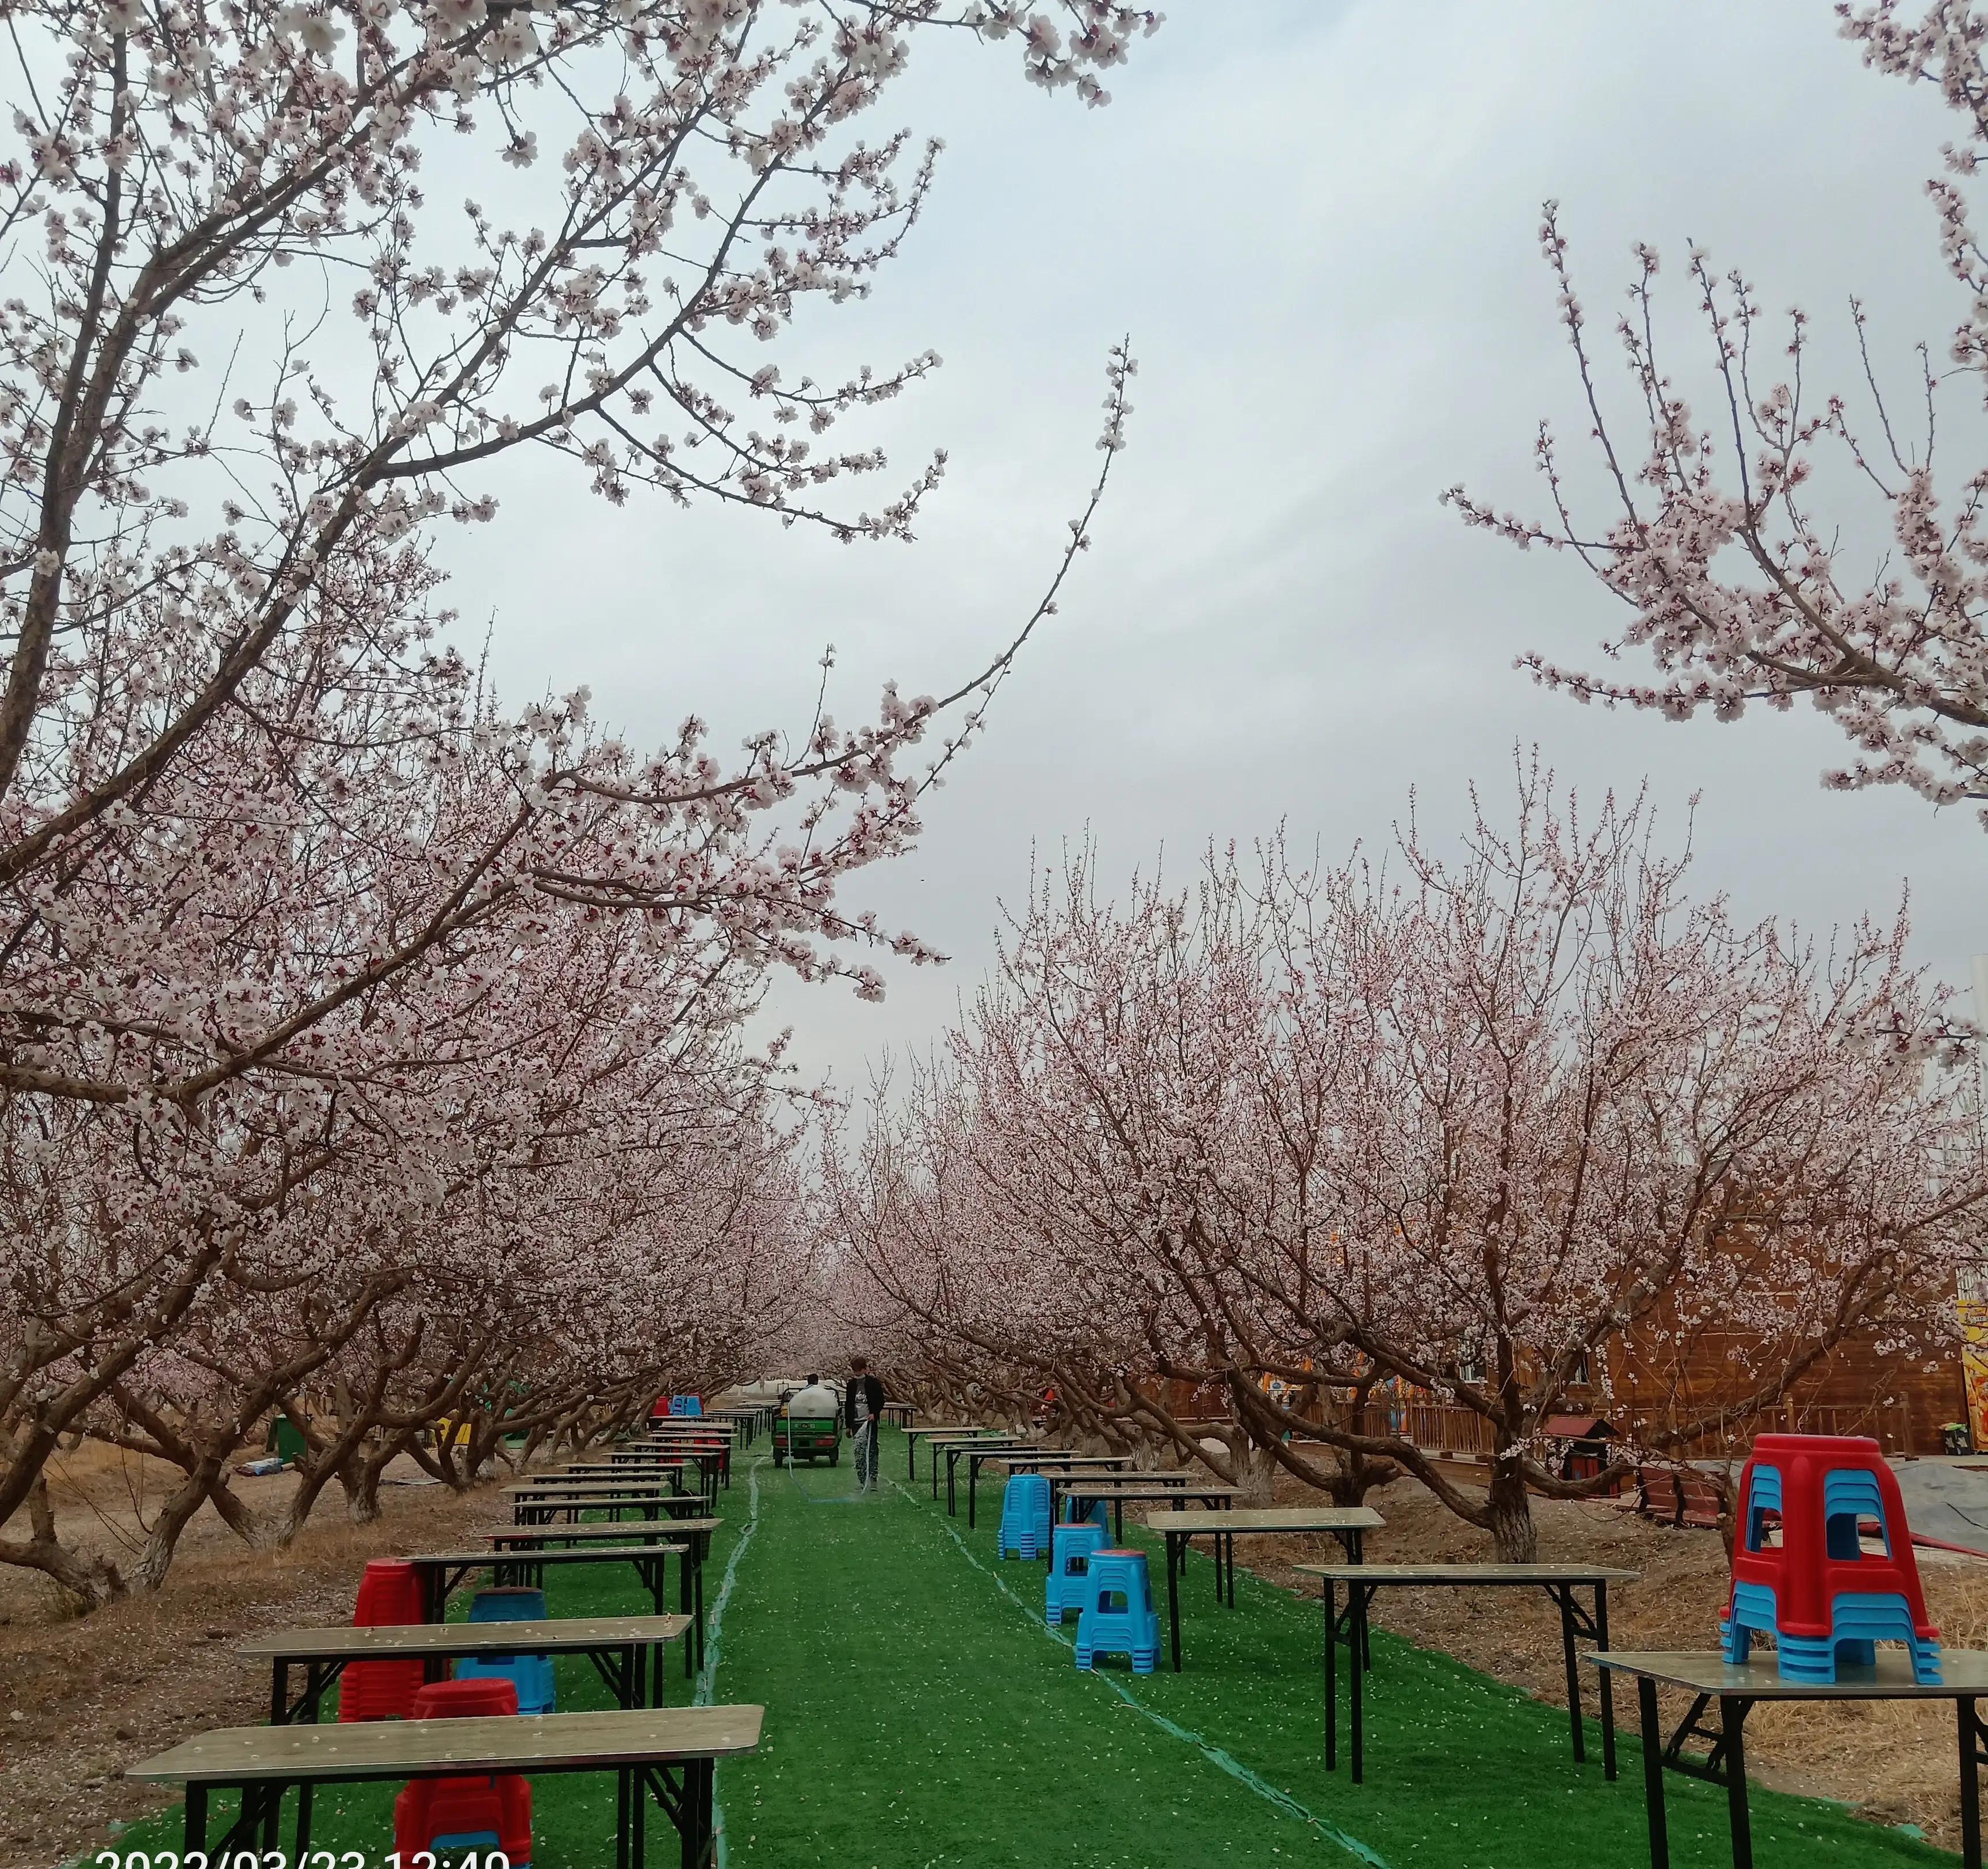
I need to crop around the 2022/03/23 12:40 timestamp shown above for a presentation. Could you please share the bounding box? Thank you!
[94,1853,514,1869]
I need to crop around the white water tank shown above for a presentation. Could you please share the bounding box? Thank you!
[787,1381,840,1421]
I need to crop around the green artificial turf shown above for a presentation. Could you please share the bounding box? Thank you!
[101,1430,1956,1868]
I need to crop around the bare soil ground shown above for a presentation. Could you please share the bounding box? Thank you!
[1246,1461,1988,1852]
[0,1443,502,1869]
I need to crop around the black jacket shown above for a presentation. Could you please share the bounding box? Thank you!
[843,1373,885,1432]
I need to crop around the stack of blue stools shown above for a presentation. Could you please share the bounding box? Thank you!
[455,1587,556,1714]
[997,1473,1052,1559]
[1046,1522,1107,1625]
[1075,1549,1160,1673]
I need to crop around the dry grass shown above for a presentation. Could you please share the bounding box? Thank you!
[1244,1463,1986,1852]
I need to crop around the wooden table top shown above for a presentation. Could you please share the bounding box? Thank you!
[1053,1472,1220,1488]
[1295,1563,1639,1585]
[488,1515,710,1543]
[235,1616,693,1660]
[126,1706,766,1785]
[506,1492,676,1507]
[1588,1649,1988,1698]
[1143,1507,1386,1535]
[407,1543,685,1567]
[904,1427,1011,1440]
[506,1502,683,1520]
[996,1455,1132,1469]
[1061,1482,1241,1500]
[571,1455,696,1466]
[504,1479,675,1494]
[492,1518,719,1544]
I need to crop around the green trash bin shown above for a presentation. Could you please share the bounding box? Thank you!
[265,1416,308,1463]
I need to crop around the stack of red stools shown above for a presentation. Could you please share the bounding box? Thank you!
[338,1558,428,1722]
[393,1678,533,1866]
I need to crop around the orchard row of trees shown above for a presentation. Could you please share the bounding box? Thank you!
[0,0,1156,1607]
[831,0,1988,1563]
[830,771,1988,1561]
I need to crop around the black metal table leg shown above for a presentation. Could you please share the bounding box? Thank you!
[679,1549,695,1678]
[633,1758,647,1869]
[1597,1585,1617,1780]
[1962,1699,1983,1869]
[1555,1587,1586,1764]
[1324,1579,1337,1770]
[1721,1696,1753,1869]
[683,1758,714,1869]
[1166,1533,1184,1671]
[693,1542,707,1672]
[1113,1497,1123,1545]
[616,1763,632,1869]
[262,1657,289,1847]
[295,1663,323,1856]
[969,1457,979,1529]
[1637,1677,1669,1869]
[1349,1582,1367,1784]
[908,1435,916,1483]
[184,1783,208,1857]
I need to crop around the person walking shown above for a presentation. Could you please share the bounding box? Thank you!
[844,1355,886,1494]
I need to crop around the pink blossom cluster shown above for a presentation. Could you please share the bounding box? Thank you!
[1446,3,1988,823]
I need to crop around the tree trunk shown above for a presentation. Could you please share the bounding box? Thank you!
[1238,1438,1279,1505]
[133,1460,227,1591]
[206,1477,270,1548]
[341,1454,385,1524]
[1326,1446,1399,1508]
[281,1455,339,1542]
[0,1476,126,1610]
[1484,1457,1538,1562]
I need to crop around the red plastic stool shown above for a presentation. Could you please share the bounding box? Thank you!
[393,1680,532,1866]
[341,1559,427,1722]
[1725,1433,1939,1682]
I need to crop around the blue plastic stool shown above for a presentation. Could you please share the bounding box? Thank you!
[1075,1549,1160,1673]
[1046,1523,1107,1624]
[997,1473,1052,1559]
[456,1588,557,1714]
[669,1395,703,1416]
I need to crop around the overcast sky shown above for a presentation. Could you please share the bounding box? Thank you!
[434,0,1986,1086]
